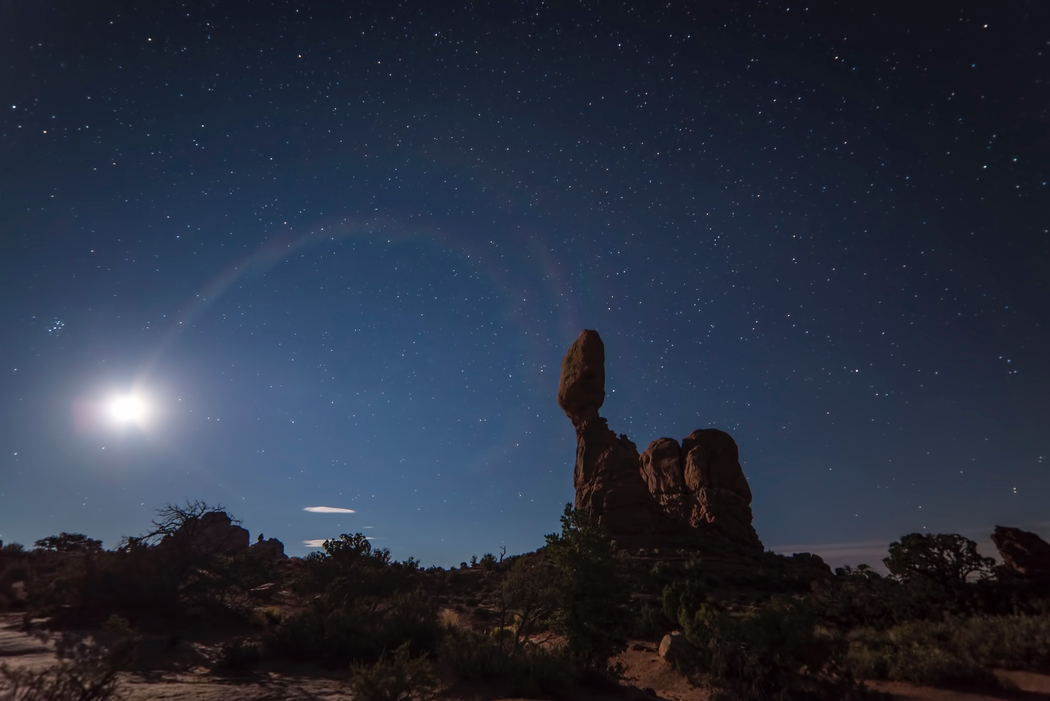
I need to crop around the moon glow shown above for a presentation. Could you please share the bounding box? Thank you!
[108,395,147,425]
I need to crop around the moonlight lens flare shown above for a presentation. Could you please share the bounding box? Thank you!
[108,395,146,426]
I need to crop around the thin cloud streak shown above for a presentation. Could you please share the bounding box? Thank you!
[304,506,356,514]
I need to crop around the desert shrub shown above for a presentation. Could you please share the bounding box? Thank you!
[496,556,558,650]
[811,565,939,629]
[964,575,1050,617]
[0,560,31,610]
[26,547,183,625]
[478,553,498,571]
[845,628,998,688]
[815,556,1049,631]
[25,504,282,626]
[678,599,862,701]
[544,504,631,671]
[629,599,667,638]
[214,639,263,673]
[662,578,707,625]
[294,534,418,604]
[34,533,103,554]
[846,615,1050,687]
[884,533,995,592]
[266,590,440,666]
[438,626,574,695]
[350,643,436,701]
[258,606,282,625]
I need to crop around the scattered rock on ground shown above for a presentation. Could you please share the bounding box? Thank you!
[658,631,688,665]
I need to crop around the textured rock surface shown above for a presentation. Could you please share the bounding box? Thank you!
[558,329,762,550]
[681,429,752,501]
[557,329,606,425]
[640,437,688,522]
[992,526,1050,579]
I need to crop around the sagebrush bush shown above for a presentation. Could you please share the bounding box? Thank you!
[438,626,574,696]
[266,590,440,666]
[678,599,867,701]
[662,578,706,625]
[350,643,436,701]
[846,615,1050,687]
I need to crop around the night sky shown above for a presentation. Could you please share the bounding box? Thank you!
[2,2,1047,567]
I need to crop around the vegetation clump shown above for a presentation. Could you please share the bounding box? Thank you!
[3,501,1050,701]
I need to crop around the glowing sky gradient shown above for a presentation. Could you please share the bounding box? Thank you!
[1,2,1047,567]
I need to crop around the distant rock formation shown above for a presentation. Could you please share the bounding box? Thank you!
[992,526,1050,579]
[166,511,250,556]
[558,330,762,550]
[250,534,288,559]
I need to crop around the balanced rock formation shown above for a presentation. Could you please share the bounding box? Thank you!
[992,526,1050,579]
[558,331,676,540]
[558,330,762,550]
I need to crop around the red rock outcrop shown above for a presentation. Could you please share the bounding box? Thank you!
[250,535,288,559]
[560,331,674,539]
[165,511,250,556]
[992,526,1050,579]
[558,330,762,550]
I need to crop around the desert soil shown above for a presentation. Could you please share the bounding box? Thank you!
[3,614,1050,700]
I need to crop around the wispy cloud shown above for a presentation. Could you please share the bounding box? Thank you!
[304,506,355,514]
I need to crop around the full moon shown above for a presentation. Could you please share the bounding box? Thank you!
[109,395,146,425]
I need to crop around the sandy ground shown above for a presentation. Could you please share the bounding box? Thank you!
[870,672,1050,701]
[4,614,1050,700]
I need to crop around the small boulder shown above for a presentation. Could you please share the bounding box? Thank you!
[249,582,279,601]
[658,631,688,665]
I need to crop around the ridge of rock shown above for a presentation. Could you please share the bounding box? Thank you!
[558,329,762,550]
